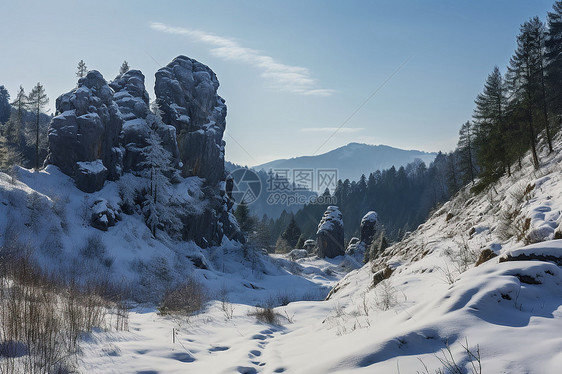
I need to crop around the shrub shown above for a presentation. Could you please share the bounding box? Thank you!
[80,234,106,259]
[158,277,208,316]
[249,307,277,324]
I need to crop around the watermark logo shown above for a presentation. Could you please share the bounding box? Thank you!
[266,168,338,193]
[228,168,262,205]
[266,168,338,206]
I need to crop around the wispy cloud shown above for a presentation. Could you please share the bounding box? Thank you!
[150,22,335,96]
[300,127,364,133]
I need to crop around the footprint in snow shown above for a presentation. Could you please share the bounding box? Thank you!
[169,352,195,363]
[273,368,286,373]
[249,349,262,357]
[209,346,230,353]
[251,334,267,340]
[237,366,257,374]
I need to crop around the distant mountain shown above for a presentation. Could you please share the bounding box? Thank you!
[253,143,437,189]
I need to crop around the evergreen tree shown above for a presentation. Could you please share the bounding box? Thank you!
[0,86,10,126]
[457,121,476,185]
[27,83,48,170]
[76,60,88,78]
[234,203,255,237]
[252,215,273,251]
[120,61,130,75]
[507,18,544,169]
[9,86,27,146]
[546,1,562,121]
[528,17,553,153]
[141,124,181,237]
[281,216,301,248]
[473,66,510,183]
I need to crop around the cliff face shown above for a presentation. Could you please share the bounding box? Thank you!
[46,71,123,192]
[154,55,227,187]
[45,56,242,247]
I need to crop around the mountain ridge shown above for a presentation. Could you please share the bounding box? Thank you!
[252,142,437,187]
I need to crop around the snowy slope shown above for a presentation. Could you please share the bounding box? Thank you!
[3,134,562,372]
[74,136,562,373]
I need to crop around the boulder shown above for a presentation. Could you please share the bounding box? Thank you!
[75,160,108,193]
[90,198,122,231]
[316,206,344,258]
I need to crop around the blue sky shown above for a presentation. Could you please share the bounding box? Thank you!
[0,0,556,166]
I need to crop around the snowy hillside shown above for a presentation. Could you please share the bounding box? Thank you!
[69,136,562,372]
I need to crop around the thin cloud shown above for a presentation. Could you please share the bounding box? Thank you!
[150,22,335,96]
[300,127,364,133]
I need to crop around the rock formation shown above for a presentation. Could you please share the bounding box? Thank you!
[316,206,344,258]
[46,56,243,246]
[154,55,226,186]
[346,211,377,260]
[46,71,123,192]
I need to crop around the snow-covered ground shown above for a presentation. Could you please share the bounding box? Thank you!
[77,138,562,373]
[2,135,562,373]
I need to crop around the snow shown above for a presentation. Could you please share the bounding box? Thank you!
[3,135,562,372]
[317,206,343,234]
[76,159,107,174]
[361,211,377,224]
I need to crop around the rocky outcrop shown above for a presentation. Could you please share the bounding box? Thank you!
[360,211,378,246]
[317,206,344,258]
[46,57,243,247]
[90,198,122,231]
[155,55,227,186]
[346,211,378,260]
[109,70,179,173]
[46,70,123,192]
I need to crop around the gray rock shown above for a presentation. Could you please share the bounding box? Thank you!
[155,55,226,186]
[360,211,378,247]
[46,70,123,191]
[316,206,344,258]
[90,198,122,231]
[74,160,108,193]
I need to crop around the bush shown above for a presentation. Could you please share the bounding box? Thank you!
[0,245,128,374]
[249,307,277,324]
[80,234,106,259]
[158,277,208,316]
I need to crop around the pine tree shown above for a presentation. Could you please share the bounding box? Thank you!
[546,1,562,127]
[234,203,254,236]
[0,86,10,126]
[119,61,130,76]
[9,86,27,147]
[507,18,544,169]
[141,125,179,236]
[281,216,301,248]
[76,60,88,78]
[457,121,476,185]
[473,66,511,183]
[27,83,48,170]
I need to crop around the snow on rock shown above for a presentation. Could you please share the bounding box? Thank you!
[75,160,108,193]
[347,210,379,261]
[317,206,344,258]
[155,55,227,187]
[46,70,123,191]
[500,240,562,265]
[90,198,122,231]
